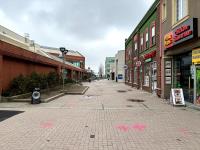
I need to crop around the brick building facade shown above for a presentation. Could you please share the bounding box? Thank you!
[0,25,85,97]
[161,0,200,104]
[125,0,161,96]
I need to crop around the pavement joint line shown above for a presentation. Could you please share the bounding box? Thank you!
[141,103,150,109]
[0,107,152,110]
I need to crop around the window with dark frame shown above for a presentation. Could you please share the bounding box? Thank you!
[151,25,156,46]
[140,34,143,52]
[145,31,149,49]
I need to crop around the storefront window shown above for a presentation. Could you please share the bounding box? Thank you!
[144,63,150,86]
[173,52,193,102]
[196,68,200,104]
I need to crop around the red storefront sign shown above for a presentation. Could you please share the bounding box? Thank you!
[174,25,193,42]
[164,18,197,49]
[144,50,156,59]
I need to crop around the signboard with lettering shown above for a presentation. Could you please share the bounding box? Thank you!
[192,48,200,64]
[164,18,197,49]
[143,50,156,59]
[170,88,185,106]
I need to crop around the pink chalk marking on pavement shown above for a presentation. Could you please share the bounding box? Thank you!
[116,124,130,132]
[40,121,54,129]
[131,123,146,131]
[179,128,189,136]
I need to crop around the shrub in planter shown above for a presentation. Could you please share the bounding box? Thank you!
[64,78,76,84]
[3,71,60,96]
[47,71,59,87]
[27,72,42,92]
[9,74,29,95]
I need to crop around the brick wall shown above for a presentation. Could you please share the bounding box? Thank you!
[2,56,57,91]
[156,3,161,97]
[0,41,83,92]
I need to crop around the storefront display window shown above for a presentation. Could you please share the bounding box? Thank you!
[196,67,200,104]
[144,63,150,86]
[173,52,193,103]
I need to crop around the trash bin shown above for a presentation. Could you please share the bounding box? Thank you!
[31,88,41,104]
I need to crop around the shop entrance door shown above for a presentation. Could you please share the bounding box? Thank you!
[151,61,157,93]
[173,52,193,103]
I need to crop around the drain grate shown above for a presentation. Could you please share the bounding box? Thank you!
[117,90,127,93]
[90,134,95,138]
[126,105,133,107]
[127,99,145,102]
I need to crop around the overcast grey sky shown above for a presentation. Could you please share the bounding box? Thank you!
[0,0,154,73]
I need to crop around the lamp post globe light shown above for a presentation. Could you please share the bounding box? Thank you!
[59,47,69,91]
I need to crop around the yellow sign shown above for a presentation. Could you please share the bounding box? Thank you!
[164,32,173,48]
[192,48,200,64]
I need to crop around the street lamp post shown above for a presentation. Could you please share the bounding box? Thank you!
[60,47,69,91]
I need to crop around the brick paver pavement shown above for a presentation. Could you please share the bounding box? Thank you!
[0,80,200,150]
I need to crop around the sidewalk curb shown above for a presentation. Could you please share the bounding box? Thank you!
[65,86,89,95]
[185,102,200,111]
[41,93,65,103]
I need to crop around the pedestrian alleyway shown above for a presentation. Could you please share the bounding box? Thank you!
[0,80,200,150]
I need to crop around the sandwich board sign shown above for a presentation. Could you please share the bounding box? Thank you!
[170,88,185,106]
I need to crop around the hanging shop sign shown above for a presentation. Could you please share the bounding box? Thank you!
[192,48,200,64]
[164,18,198,49]
[143,50,156,60]
[170,88,185,106]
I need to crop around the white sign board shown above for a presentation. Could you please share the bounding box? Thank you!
[170,88,185,106]
[165,61,172,68]
[165,77,171,84]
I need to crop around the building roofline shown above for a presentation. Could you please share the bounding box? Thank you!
[125,0,160,47]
